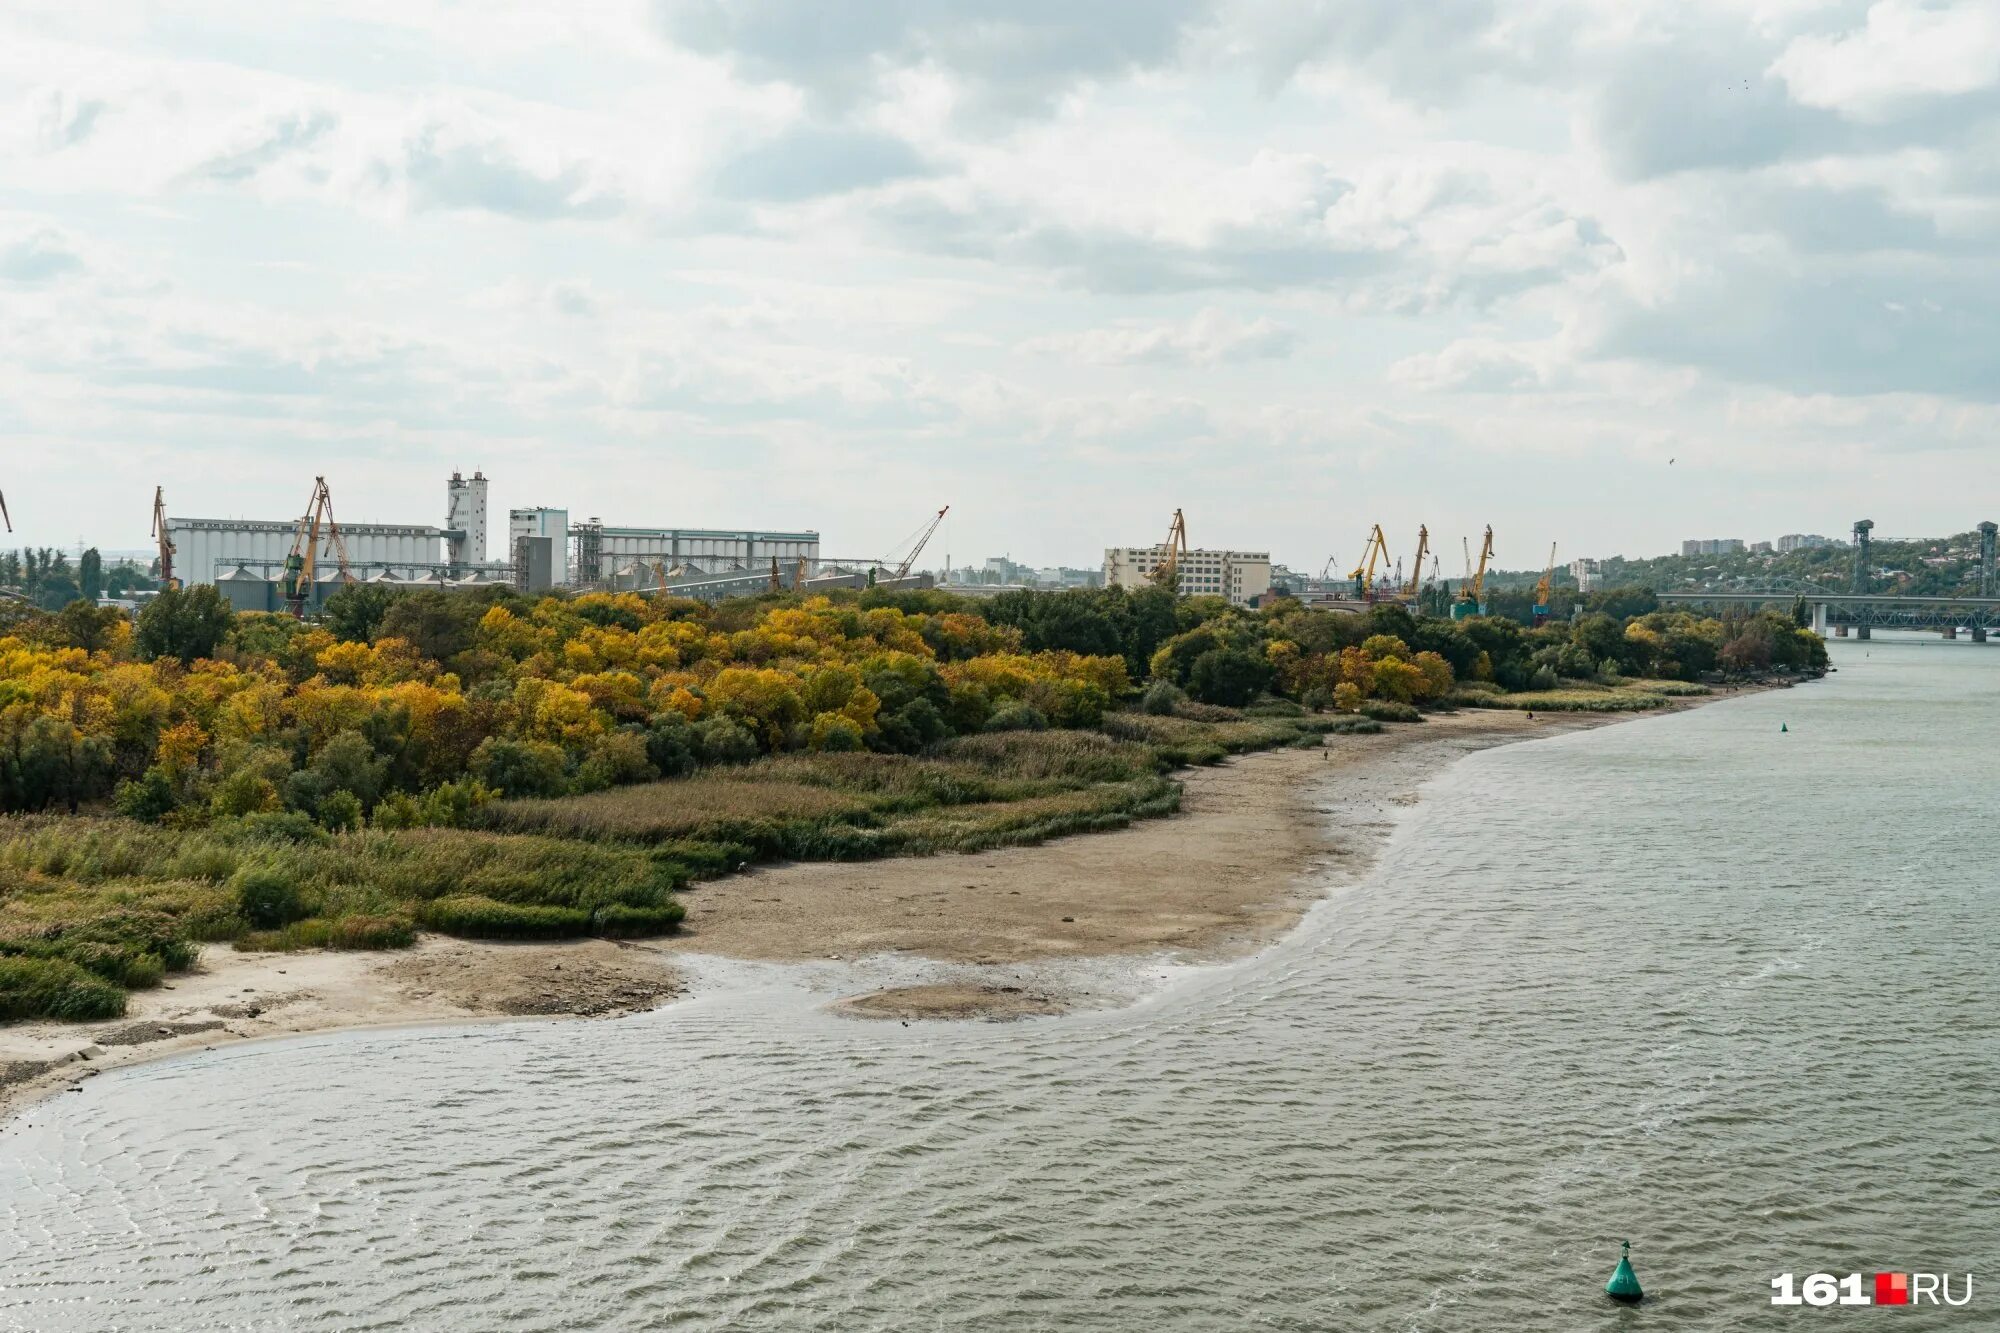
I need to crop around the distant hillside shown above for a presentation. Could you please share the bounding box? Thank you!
[1482,530,1991,599]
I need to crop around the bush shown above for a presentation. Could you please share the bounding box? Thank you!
[644,717,699,778]
[1186,647,1272,708]
[1324,717,1384,735]
[317,789,364,832]
[469,737,570,799]
[236,915,416,952]
[808,713,866,752]
[983,702,1048,733]
[693,717,760,766]
[114,768,177,823]
[1140,680,1184,715]
[233,864,307,929]
[1358,700,1423,723]
[592,902,687,938]
[418,895,593,940]
[0,956,126,1021]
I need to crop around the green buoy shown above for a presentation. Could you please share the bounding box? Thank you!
[1781,722,1788,732]
[1606,1239,1643,1305]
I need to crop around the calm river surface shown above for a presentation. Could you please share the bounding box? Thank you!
[2,638,1994,1331]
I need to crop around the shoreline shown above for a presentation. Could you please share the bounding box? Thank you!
[0,684,1786,1123]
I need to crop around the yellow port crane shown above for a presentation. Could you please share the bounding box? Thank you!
[1350,524,1391,599]
[1403,524,1429,601]
[281,476,353,618]
[1470,526,1495,603]
[151,487,179,591]
[1532,542,1557,626]
[1149,508,1190,590]
[650,559,671,600]
[768,557,782,594]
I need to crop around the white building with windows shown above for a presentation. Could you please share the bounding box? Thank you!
[1103,545,1272,606]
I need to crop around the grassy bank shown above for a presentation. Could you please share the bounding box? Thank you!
[1444,678,1711,713]
[0,708,1329,1020]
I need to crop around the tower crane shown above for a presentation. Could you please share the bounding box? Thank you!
[281,476,353,618]
[151,487,179,590]
[1532,542,1557,627]
[1148,508,1189,590]
[1402,524,1429,601]
[1350,524,1391,599]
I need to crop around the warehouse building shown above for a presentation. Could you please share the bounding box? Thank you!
[165,517,448,587]
[595,525,819,571]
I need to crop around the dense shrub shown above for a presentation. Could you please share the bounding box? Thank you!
[0,956,126,1021]
[1141,680,1183,715]
[693,717,760,765]
[592,902,688,937]
[233,864,307,929]
[1357,700,1423,723]
[983,702,1048,733]
[1324,717,1384,735]
[419,895,593,939]
[236,915,416,952]
[114,768,177,823]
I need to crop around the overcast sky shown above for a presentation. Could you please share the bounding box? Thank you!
[2,1,1996,572]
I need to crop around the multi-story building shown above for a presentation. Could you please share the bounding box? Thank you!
[1749,540,1774,555]
[509,507,570,586]
[445,471,489,570]
[1568,558,1602,593]
[1680,538,1746,557]
[1777,533,1837,552]
[1103,544,1272,607]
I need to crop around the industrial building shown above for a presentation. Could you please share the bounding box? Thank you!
[509,508,570,587]
[169,470,823,608]
[587,525,820,577]
[166,517,448,587]
[445,472,489,569]
[1103,544,1271,607]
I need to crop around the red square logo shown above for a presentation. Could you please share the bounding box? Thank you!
[1875,1273,1909,1306]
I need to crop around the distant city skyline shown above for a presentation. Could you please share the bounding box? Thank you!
[2,2,1996,567]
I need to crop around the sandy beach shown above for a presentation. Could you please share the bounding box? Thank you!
[0,699,1752,1122]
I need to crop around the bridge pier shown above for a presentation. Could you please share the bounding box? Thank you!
[1975,628,1989,643]
[1856,625,1871,640]
[1944,626,1958,639]
[1834,625,1848,637]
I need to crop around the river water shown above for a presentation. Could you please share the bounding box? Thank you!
[2,638,1994,1331]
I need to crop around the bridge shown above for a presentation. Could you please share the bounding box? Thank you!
[1658,517,1999,641]
[1658,590,2000,639]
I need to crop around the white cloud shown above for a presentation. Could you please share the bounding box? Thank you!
[1020,310,1299,365]
[1772,1,2000,120]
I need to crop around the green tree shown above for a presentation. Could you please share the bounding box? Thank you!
[1186,647,1272,707]
[46,601,125,653]
[79,548,103,601]
[323,583,405,643]
[135,585,235,665]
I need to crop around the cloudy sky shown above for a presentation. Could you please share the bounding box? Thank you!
[2,1,1997,573]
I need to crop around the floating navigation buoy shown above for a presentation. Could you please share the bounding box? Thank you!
[1781,722,1788,733]
[1606,1239,1643,1305]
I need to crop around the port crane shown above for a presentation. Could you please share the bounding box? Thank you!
[1148,508,1190,590]
[1350,524,1391,599]
[281,476,354,618]
[1402,525,1429,601]
[151,487,179,590]
[880,505,950,583]
[1532,542,1557,626]
[1453,526,1495,618]
[0,488,10,534]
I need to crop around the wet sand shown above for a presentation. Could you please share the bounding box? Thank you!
[0,700,1756,1120]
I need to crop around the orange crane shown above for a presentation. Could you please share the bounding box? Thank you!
[151,487,179,590]
[281,476,353,618]
[885,505,950,582]
[1149,508,1190,590]
[1350,524,1391,599]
